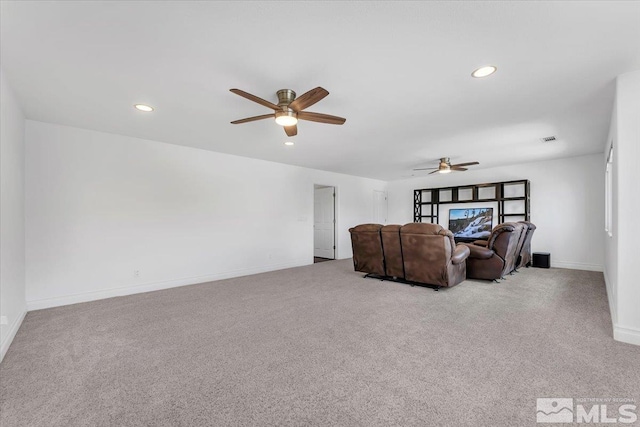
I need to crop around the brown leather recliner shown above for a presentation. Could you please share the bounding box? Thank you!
[400,223,470,287]
[462,223,522,280]
[381,225,404,278]
[349,224,385,276]
[517,221,536,268]
[509,222,527,273]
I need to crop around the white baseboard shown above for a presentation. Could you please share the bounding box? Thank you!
[613,325,640,346]
[0,308,27,363]
[27,258,310,311]
[551,261,603,272]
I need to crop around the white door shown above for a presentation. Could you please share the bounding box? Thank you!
[314,186,335,259]
[373,190,388,224]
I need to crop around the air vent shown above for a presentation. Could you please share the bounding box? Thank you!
[540,136,557,142]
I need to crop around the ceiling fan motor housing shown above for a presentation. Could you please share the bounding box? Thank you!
[277,89,296,107]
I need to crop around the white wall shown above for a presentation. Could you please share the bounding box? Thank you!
[387,153,605,271]
[25,121,386,309]
[605,70,640,346]
[0,69,27,362]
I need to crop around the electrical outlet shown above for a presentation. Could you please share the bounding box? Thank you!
[134,270,140,278]
[0,316,8,326]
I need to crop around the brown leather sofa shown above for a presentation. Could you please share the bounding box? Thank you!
[400,223,470,287]
[462,222,523,280]
[349,222,470,288]
[517,221,536,268]
[349,224,385,276]
[381,224,404,278]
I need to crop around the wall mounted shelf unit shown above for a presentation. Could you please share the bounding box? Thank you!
[413,179,530,224]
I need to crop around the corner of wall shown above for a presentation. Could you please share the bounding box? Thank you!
[603,266,617,323]
[0,67,28,362]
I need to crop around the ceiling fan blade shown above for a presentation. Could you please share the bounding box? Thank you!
[429,170,441,175]
[412,167,438,171]
[451,161,479,167]
[298,111,346,125]
[230,114,274,124]
[284,124,297,137]
[230,89,281,111]
[451,167,468,171]
[289,87,329,112]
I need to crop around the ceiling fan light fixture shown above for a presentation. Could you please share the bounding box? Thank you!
[284,141,295,146]
[439,168,452,174]
[471,65,497,78]
[275,110,298,126]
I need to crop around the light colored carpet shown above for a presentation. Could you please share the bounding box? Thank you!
[1,260,638,426]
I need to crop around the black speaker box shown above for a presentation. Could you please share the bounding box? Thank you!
[532,252,551,268]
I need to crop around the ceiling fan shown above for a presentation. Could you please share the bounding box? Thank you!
[413,157,480,174]
[229,87,346,137]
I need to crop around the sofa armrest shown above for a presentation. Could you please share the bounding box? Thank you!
[451,244,470,265]
[473,240,488,247]
[463,243,495,260]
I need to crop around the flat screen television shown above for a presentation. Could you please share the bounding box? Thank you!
[448,208,493,239]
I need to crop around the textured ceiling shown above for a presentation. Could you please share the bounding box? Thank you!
[2,1,639,180]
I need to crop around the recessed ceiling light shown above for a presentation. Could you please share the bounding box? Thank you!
[471,66,497,78]
[284,141,295,146]
[134,104,154,112]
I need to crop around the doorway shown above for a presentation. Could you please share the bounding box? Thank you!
[373,190,388,224]
[314,185,335,262]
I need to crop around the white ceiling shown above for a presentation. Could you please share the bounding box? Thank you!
[2,1,639,181]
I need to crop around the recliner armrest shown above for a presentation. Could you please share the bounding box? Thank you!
[473,240,488,247]
[463,243,495,260]
[451,244,470,265]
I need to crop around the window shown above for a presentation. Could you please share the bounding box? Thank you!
[605,144,613,237]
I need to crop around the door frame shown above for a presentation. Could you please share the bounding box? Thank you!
[313,183,338,260]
